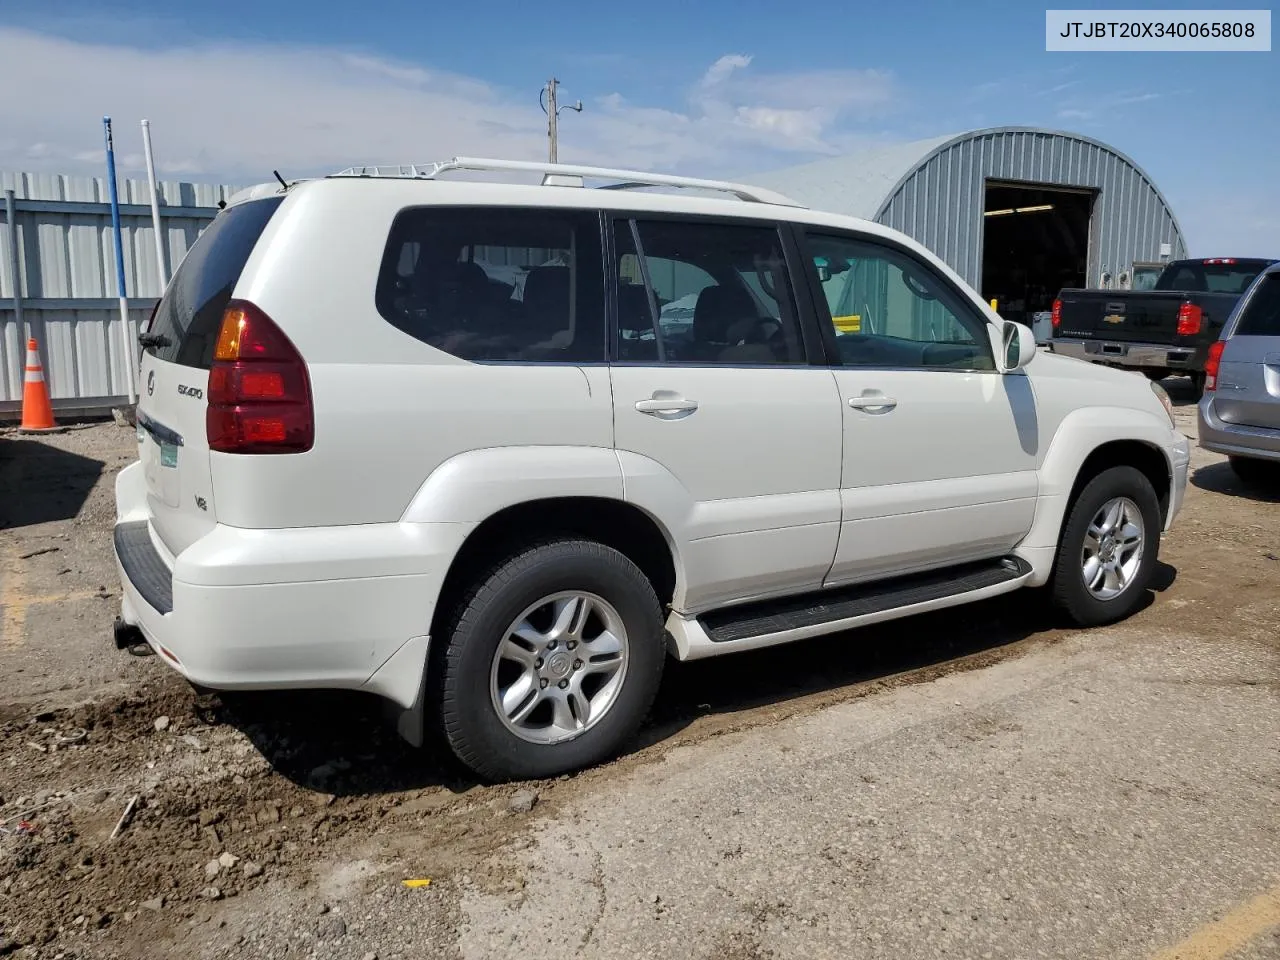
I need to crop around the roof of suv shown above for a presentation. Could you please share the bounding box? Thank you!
[220,156,1001,344]
[226,156,801,211]
[223,156,942,253]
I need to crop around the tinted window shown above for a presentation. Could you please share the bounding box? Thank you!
[145,197,283,370]
[1155,261,1269,295]
[375,207,605,362]
[612,218,805,366]
[1236,274,1280,336]
[804,233,994,371]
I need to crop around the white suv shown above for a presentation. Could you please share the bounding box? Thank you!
[114,157,1190,781]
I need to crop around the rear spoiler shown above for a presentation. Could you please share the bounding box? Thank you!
[221,180,312,210]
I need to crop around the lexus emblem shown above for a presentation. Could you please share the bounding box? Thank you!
[147,370,155,396]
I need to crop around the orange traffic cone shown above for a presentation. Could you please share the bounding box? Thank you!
[19,337,58,433]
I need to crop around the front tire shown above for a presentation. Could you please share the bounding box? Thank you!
[433,539,666,782]
[1051,466,1161,627]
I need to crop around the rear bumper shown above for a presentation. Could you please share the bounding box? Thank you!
[1198,398,1280,461]
[1050,338,1200,371]
[113,462,472,707]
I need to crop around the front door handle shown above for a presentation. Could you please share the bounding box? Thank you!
[848,395,897,412]
[636,392,699,418]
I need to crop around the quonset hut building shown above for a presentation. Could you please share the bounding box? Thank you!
[750,126,1188,328]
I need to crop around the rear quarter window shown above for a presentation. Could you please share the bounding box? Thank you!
[1236,274,1280,336]
[145,197,284,370]
[374,206,606,362]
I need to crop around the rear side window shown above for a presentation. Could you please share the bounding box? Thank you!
[1236,274,1280,336]
[612,217,805,366]
[145,197,283,370]
[375,207,605,362]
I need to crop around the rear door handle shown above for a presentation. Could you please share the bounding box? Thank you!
[848,395,897,412]
[635,392,699,417]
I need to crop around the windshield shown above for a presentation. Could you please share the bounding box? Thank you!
[1154,260,1271,295]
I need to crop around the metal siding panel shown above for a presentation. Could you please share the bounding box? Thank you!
[0,171,236,411]
[35,217,69,300]
[922,162,935,249]
[963,138,979,287]
[0,210,11,299]
[942,147,955,271]
[1120,156,1134,273]
[921,163,932,250]
[66,216,102,298]
[0,302,154,403]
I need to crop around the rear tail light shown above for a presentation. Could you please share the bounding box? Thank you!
[1176,302,1202,336]
[1204,340,1225,391]
[206,300,313,454]
[1051,299,1062,330]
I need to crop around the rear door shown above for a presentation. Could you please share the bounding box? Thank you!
[1215,272,1280,430]
[607,215,843,612]
[138,196,284,555]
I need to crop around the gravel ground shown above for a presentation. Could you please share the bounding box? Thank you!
[1,376,1277,960]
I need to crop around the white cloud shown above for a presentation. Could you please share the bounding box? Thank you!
[702,54,753,87]
[1042,80,1081,95]
[1114,92,1160,105]
[0,28,900,186]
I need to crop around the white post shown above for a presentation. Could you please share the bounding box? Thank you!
[141,119,167,288]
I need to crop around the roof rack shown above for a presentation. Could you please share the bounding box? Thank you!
[332,156,802,207]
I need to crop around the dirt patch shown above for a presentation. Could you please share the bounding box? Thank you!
[0,678,546,957]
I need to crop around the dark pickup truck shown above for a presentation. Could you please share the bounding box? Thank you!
[1049,257,1277,393]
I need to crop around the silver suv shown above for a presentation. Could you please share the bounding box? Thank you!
[1198,261,1280,485]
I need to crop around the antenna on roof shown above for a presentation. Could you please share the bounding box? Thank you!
[272,170,289,190]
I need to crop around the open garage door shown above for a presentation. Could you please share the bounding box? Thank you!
[980,181,1093,328]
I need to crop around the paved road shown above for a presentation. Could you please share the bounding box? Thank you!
[459,625,1279,960]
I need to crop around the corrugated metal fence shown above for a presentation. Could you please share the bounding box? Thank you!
[1,170,239,416]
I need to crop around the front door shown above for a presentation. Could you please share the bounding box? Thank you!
[796,229,1039,586]
[608,216,844,612]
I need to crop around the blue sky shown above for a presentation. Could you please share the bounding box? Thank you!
[1,0,1276,254]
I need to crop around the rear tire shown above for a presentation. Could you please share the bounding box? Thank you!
[1228,455,1280,488]
[433,539,666,782]
[1051,466,1161,627]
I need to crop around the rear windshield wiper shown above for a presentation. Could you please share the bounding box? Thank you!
[138,331,172,349]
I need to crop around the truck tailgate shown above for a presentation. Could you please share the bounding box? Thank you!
[1055,291,1187,344]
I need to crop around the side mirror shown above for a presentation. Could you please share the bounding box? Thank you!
[990,320,1037,373]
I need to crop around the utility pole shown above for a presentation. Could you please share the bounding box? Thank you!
[547,77,559,163]
[542,77,582,164]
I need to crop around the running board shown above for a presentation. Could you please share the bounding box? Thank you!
[666,556,1032,661]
